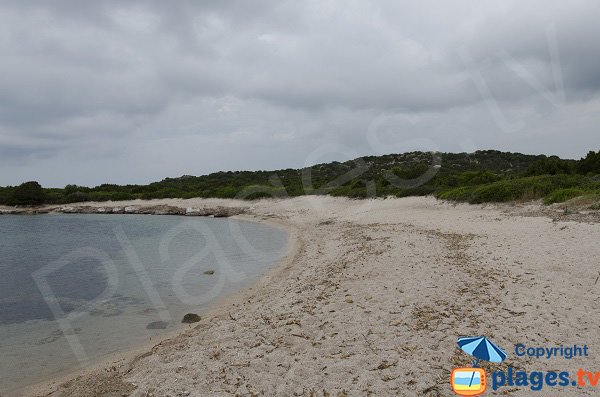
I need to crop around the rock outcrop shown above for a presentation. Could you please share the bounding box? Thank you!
[0,204,247,217]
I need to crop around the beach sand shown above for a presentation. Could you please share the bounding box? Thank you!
[19,196,600,396]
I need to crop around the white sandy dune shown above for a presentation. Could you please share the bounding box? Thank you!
[23,196,600,396]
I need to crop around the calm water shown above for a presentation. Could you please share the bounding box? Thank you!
[0,214,287,395]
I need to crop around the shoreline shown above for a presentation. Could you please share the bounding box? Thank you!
[16,210,300,397]
[0,202,247,217]
[2,195,598,225]
[8,196,600,396]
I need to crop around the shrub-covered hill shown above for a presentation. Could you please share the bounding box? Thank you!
[1,150,599,206]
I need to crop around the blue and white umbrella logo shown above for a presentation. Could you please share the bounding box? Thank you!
[457,336,507,367]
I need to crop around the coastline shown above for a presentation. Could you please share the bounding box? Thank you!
[0,202,247,217]
[12,210,300,397]
[9,196,600,396]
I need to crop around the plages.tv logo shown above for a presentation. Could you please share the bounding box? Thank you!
[450,336,507,396]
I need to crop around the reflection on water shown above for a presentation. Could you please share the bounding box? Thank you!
[0,214,287,395]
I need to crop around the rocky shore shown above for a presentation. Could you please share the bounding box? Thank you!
[0,203,246,217]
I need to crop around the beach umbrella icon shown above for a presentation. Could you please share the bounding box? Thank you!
[457,336,507,367]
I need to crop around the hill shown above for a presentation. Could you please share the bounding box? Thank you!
[1,150,599,206]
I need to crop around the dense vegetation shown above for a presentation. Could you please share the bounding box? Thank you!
[1,150,599,207]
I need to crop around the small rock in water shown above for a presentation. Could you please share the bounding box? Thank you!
[182,313,201,323]
[146,321,168,330]
[203,270,215,275]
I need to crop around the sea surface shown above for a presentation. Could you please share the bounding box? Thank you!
[0,214,287,395]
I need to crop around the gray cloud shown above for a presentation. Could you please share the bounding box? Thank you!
[0,0,599,186]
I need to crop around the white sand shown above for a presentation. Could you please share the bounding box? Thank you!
[22,196,600,396]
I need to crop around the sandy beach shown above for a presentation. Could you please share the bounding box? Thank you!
[14,196,600,396]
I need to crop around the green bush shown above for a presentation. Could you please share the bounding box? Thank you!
[213,186,239,198]
[0,187,13,205]
[64,184,90,195]
[543,188,585,204]
[436,186,475,201]
[578,150,600,174]
[9,181,46,205]
[437,175,590,204]
[64,192,90,203]
[470,181,524,203]
[391,163,430,179]
[526,156,575,176]
[44,191,64,204]
[394,185,436,197]
[115,192,136,201]
[458,171,501,186]
[89,192,116,202]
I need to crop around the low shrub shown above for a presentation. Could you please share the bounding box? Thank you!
[436,186,475,201]
[457,171,501,186]
[437,175,591,204]
[543,188,585,204]
[394,185,436,197]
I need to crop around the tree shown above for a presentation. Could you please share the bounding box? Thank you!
[64,184,89,195]
[526,156,574,176]
[10,181,46,206]
[577,150,600,175]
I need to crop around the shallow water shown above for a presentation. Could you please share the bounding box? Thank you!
[0,214,287,394]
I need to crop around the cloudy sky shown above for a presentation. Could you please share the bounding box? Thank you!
[1,0,599,187]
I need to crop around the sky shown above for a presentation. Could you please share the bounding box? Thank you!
[1,0,599,187]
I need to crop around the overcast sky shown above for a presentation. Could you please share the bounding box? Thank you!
[1,1,599,187]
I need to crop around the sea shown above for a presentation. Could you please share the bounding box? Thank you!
[0,213,287,395]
